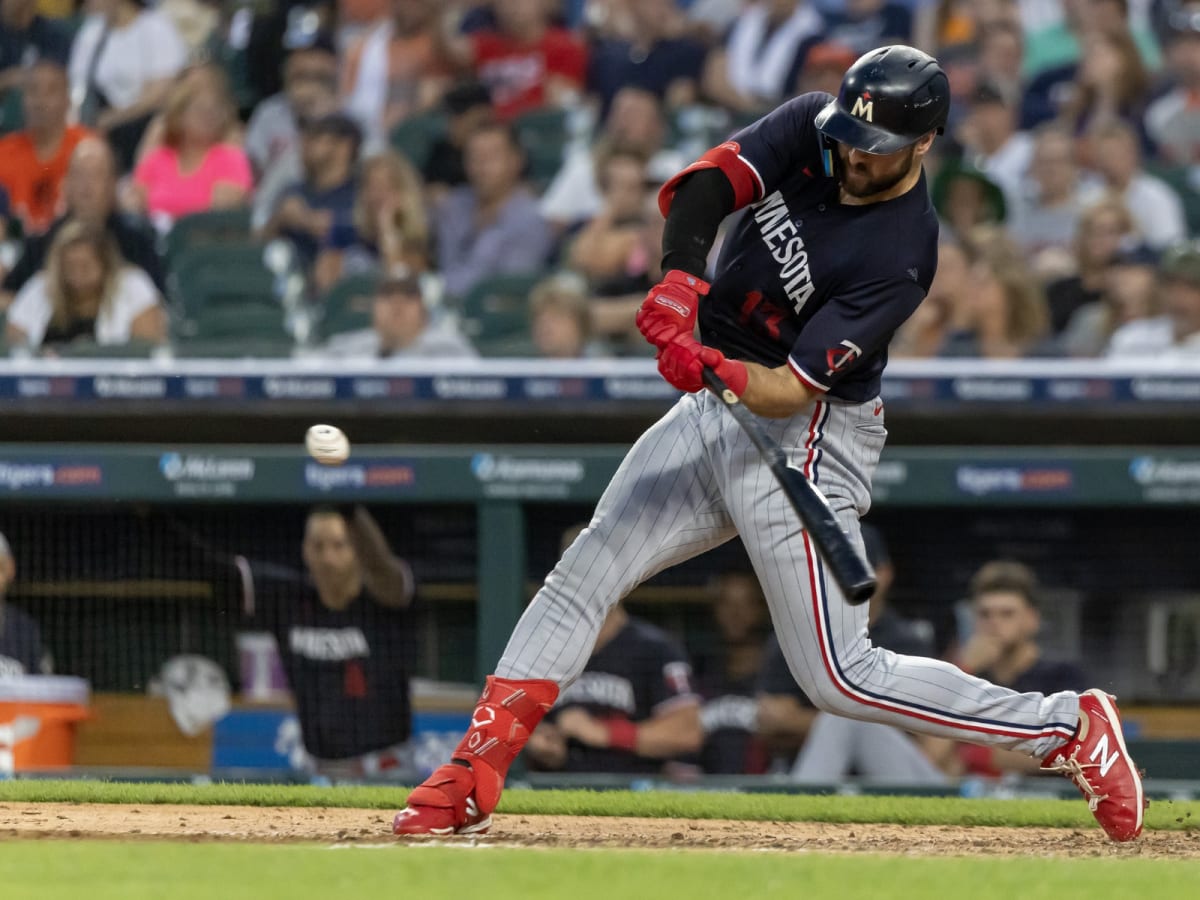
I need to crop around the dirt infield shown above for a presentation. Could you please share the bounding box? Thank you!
[1,803,1198,857]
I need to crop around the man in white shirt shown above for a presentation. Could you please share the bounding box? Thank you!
[1108,241,1200,358]
[323,274,477,360]
[1080,119,1187,251]
[957,80,1034,213]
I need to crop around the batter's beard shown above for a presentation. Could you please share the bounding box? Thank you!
[839,146,918,199]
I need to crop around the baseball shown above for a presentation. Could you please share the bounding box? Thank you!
[305,424,350,465]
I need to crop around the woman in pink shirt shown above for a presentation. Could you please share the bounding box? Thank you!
[129,72,253,228]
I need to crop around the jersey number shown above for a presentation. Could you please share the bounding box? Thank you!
[739,291,787,340]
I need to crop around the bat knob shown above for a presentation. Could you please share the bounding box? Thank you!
[845,578,877,606]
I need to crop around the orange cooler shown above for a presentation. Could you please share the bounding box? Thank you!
[0,676,90,772]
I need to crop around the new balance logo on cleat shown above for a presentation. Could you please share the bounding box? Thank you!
[1043,690,1145,842]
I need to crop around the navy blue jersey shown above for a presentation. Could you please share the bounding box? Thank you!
[692,92,939,402]
[545,617,698,774]
[0,603,43,677]
[245,565,414,761]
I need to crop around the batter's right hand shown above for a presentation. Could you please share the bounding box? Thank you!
[635,269,710,349]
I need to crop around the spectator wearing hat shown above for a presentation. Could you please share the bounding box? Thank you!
[420,80,493,205]
[435,119,552,301]
[1061,243,1160,356]
[244,30,339,178]
[957,79,1034,212]
[931,158,1007,239]
[1145,5,1200,165]
[1107,240,1200,357]
[0,0,72,93]
[322,274,476,359]
[0,530,47,677]
[257,111,361,268]
[67,0,190,172]
[701,0,826,117]
[1079,118,1186,250]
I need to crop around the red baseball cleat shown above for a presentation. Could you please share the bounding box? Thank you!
[392,763,491,836]
[393,676,558,837]
[1042,689,1145,842]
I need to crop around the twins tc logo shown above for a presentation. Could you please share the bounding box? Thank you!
[851,91,874,122]
[825,340,863,376]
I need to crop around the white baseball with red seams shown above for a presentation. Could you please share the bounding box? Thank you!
[305,425,350,465]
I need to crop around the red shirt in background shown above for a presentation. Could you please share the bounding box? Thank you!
[471,28,587,119]
[0,125,92,234]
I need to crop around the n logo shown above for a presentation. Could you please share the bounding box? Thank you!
[1089,734,1120,778]
[851,93,874,122]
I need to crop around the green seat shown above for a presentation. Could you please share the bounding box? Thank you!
[186,304,290,342]
[316,273,379,340]
[513,107,568,188]
[0,88,23,135]
[390,109,447,171]
[169,242,279,328]
[53,339,159,359]
[172,336,295,359]
[458,272,543,345]
[163,210,254,270]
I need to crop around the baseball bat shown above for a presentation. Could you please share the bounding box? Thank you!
[701,367,876,605]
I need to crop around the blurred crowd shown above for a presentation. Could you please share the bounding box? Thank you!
[0,0,1199,360]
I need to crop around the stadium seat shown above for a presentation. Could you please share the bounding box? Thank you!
[513,106,568,188]
[0,88,23,135]
[53,340,160,359]
[163,209,254,269]
[458,272,543,348]
[186,304,290,342]
[390,109,448,171]
[171,336,296,359]
[168,242,281,333]
[316,273,379,340]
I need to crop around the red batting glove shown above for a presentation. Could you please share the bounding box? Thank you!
[698,345,749,397]
[657,336,707,392]
[657,339,749,396]
[635,269,710,349]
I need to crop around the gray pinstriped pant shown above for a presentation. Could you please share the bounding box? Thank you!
[497,392,1080,757]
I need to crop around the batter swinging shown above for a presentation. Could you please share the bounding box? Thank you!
[395,45,1145,842]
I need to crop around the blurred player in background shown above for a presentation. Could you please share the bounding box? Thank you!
[238,504,417,778]
[0,531,47,677]
[524,524,704,775]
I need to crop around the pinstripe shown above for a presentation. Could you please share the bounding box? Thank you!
[498,390,1080,759]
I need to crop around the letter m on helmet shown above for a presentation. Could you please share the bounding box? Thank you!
[850,94,874,122]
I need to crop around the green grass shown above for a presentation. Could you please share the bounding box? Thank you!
[0,843,1196,900]
[2,780,1198,831]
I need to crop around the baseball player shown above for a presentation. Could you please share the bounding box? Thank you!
[395,46,1144,842]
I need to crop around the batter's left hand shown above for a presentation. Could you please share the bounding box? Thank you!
[657,337,749,396]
